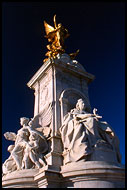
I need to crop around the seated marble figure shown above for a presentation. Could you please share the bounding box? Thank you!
[59,99,121,165]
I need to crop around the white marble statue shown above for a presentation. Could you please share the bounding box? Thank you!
[2,117,48,175]
[2,145,17,176]
[22,130,47,169]
[59,99,121,164]
[6,117,30,171]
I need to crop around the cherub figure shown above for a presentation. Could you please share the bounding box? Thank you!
[22,116,48,169]
[22,130,47,169]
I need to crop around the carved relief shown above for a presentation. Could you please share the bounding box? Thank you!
[40,86,48,106]
[39,71,52,112]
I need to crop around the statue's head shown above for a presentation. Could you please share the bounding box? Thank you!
[76,99,86,111]
[20,117,29,126]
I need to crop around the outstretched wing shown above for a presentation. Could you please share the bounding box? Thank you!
[4,132,17,141]
[44,20,55,35]
[41,103,53,127]
[39,103,53,138]
[30,114,42,129]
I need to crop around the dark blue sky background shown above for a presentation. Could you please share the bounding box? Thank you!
[2,2,125,164]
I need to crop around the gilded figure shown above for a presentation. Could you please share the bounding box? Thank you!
[43,15,79,62]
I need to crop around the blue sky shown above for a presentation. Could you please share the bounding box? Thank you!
[2,2,125,164]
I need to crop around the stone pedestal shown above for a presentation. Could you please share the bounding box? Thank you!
[34,165,61,188]
[2,161,125,188]
[60,161,125,188]
[2,169,39,188]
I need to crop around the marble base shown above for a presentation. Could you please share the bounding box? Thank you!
[34,165,61,188]
[60,161,125,188]
[2,169,39,188]
[2,161,125,188]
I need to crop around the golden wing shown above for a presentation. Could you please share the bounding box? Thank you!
[44,20,55,35]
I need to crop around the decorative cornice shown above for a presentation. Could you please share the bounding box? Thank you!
[27,58,95,90]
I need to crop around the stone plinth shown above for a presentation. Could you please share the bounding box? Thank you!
[34,165,61,188]
[2,161,125,188]
[60,161,125,188]
[2,169,39,188]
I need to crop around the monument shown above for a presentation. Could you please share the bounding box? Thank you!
[2,15,125,188]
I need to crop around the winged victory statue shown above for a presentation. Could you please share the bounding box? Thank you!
[43,15,79,62]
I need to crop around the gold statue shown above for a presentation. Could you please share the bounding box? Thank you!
[43,15,79,62]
